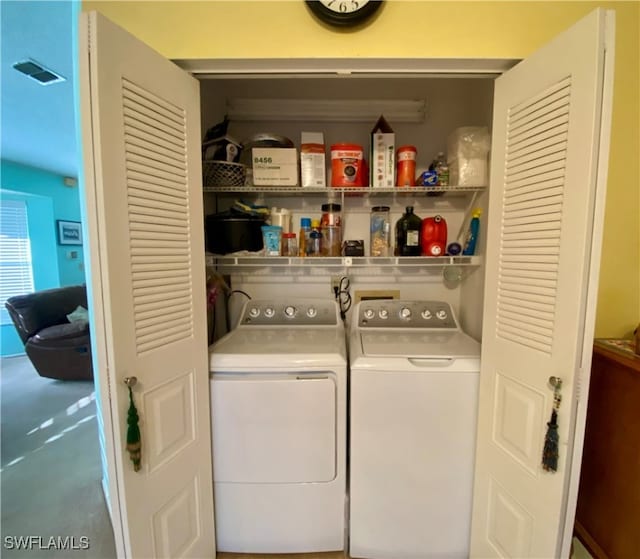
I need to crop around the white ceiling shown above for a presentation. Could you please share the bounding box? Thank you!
[1,1,78,178]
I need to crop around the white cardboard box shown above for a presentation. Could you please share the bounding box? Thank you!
[370,116,395,188]
[252,148,298,186]
[300,132,326,188]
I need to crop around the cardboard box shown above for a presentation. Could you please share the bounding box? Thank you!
[252,148,298,186]
[300,132,326,188]
[370,115,395,188]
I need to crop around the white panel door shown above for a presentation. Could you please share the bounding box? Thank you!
[470,9,614,559]
[80,12,215,558]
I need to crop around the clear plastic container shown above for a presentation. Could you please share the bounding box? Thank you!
[309,219,322,257]
[281,232,297,257]
[370,206,391,257]
[321,203,342,256]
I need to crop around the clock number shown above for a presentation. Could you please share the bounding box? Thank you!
[307,0,383,27]
[325,0,361,13]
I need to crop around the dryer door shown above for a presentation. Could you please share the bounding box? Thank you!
[211,373,336,483]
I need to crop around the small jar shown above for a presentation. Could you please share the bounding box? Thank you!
[370,206,391,257]
[321,203,342,256]
[281,232,297,257]
[309,219,322,257]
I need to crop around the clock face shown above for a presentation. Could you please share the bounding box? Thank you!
[305,0,383,28]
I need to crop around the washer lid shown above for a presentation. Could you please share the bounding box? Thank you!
[210,327,347,365]
[360,330,480,359]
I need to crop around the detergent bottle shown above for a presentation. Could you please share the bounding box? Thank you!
[420,215,448,256]
[462,209,482,256]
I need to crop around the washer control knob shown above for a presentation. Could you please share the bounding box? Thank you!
[379,308,389,319]
[436,309,448,320]
[264,307,275,318]
[363,309,375,320]
[306,307,317,318]
[248,307,260,318]
[284,305,297,318]
[400,307,412,320]
[421,309,432,320]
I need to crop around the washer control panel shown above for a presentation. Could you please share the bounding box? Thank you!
[358,300,457,329]
[240,299,338,326]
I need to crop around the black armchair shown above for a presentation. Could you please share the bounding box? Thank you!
[4,285,93,381]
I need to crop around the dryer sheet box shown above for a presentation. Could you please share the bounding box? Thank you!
[252,148,298,186]
[370,115,395,188]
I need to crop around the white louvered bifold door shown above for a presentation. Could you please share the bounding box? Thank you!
[81,12,215,559]
[470,9,613,559]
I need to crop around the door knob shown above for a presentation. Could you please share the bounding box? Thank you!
[124,376,138,388]
[548,376,562,389]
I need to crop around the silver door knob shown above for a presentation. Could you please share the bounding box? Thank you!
[124,376,138,388]
[548,376,562,389]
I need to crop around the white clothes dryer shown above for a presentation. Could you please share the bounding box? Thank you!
[349,300,481,559]
[209,298,347,554]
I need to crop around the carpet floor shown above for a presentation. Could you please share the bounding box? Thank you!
[1,355,116,558]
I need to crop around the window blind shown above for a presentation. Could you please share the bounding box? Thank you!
[0,199,34,325]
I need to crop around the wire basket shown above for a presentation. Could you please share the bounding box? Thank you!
[203,160,246,187]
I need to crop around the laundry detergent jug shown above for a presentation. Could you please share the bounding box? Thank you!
[420,215,448,256]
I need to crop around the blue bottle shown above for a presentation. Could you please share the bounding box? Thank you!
[462,209,482,256]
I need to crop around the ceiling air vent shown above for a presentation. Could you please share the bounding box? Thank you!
[13,59,65,85]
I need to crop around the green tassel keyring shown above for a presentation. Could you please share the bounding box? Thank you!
[125,378,141,472]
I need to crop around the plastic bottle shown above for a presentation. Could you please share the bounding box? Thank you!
[396,145,417,187]
[309,219,322,256]
[462,209,482,255]
[320,203,342,256]
[435,152,449,187]
[298,217,311,257]
[395,206,422,256]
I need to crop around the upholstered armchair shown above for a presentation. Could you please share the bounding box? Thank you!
[4,285,93,381]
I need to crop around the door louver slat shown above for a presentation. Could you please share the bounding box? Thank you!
[122,79,192,355]
[496,78,572,355]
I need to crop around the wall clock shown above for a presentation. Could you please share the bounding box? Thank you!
[305,0,384,28]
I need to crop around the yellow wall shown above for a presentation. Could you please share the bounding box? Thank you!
[83,1,640,338]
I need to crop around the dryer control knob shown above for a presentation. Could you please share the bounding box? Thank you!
[436,309,448,320]
[306,307,317,318]
[400,307,412,320]
[379,309,389,319]
[248,307,260,318]
[363,309,375,320]
[264,307,275,318]
[284,305,297,318]
[421,310,432,320]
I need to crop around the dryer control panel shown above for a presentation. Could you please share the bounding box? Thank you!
[240,299,339,326]
[357,300,457,329]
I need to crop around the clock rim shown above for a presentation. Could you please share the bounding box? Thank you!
[304,0,384,28]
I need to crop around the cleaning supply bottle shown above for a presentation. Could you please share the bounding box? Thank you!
[298,217,311,257]
[395,206,422,256]
[462,209,482,255]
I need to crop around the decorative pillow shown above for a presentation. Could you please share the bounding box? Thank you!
[67,305,89,323]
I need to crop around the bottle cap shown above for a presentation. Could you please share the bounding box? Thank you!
[301,217,311,227]
[311,219,321,227]
[321,203,341,212]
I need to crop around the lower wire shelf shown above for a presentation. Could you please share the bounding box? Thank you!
[206,254,482,275]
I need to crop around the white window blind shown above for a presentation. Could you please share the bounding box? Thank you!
[0,199,34,325]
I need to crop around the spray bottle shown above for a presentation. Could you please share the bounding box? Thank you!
[462,208,482,256]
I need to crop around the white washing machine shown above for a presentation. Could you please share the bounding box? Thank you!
[209,298,347,553]
[349,299,481,559]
